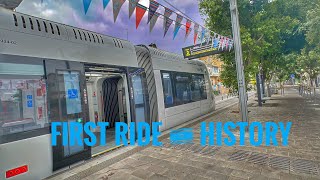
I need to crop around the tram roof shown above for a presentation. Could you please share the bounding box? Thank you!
[0,7,139,68]
[135,45,208,74]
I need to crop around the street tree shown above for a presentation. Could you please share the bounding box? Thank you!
[199,0,318,92]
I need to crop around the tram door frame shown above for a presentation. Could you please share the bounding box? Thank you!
[45,60,90,171]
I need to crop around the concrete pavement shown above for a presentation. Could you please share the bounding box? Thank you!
[47,87,320,180]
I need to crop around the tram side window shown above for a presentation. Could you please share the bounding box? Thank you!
[174,73,192,105]
[162,72,174,107]
[192,74,207,100]
[0,63,48,137]
[191,74,202,101]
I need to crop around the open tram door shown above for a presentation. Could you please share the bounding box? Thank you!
[84,64,150,155]
[45,60,91,171]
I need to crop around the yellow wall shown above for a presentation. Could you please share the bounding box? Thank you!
[199,55,229,94]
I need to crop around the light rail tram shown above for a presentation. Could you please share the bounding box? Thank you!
[0,7,215,179]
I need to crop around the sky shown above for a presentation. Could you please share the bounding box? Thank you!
[16,0,206,54]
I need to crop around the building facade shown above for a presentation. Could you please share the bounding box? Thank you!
[199,55,229,94]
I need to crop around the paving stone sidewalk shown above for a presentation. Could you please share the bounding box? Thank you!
[83,87,320,180]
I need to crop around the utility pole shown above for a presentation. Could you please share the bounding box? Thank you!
[229,0,249,122]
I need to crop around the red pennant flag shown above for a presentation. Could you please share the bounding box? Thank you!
[136,4,147,29]
[184,19,192,42]
[186,19,191,35]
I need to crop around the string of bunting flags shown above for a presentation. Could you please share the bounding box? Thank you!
[82,0,234,51]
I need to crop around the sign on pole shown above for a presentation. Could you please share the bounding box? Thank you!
[182,41,228,59]
[290,74,295,79]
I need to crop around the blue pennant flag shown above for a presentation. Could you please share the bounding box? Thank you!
[83,0,92,14]
[211,35,215,48]
[173,14,183,40]
[103,0,111,9]
[200,28,206,43]
[213,36,219,48]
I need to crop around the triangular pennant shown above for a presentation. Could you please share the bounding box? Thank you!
[184,19,192,41]
[205,34,211,45]
[173,14,183,39]
[103,0,111,9]
[163,7,173,38]
[184,28,192,42]
[113,0,126,23]
[225,38,229,50]
[163,7,173,31]
[136,3,147,29]
[200,28,206,44]
[205,32,211,45]
[229,40,233,51]
[150,12,160,33]
[164,18,173,37]
[163,7,173,19]
[129,0,139,18]
[186,19,192,36]
[223,37,228,50]
[212,33,217,48]
[222,37,227,50]
[213,35,219,48]
[148,0,159,24]
[193,23,199,45]
[83,0,92,14]
[219,36,224,50]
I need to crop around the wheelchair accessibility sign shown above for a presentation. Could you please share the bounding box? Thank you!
[67,89,79,99]
[27,95,33,108]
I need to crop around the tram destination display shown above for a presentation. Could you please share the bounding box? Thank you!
[182,41,226,60]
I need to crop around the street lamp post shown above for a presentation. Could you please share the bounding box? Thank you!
[229,0,249,123]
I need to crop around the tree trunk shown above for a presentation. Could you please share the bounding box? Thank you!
[267,83,271,97]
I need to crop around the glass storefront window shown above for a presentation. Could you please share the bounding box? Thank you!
[0,63,48,136]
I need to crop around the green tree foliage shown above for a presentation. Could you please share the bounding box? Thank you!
[304,0,320,47]
[199,0,319,90]
[298,49,320,82]
[298,0,320,84]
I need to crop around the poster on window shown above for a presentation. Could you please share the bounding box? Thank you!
[62,71,82,115]
[0,80,11,90]
[11,80,26,89]
[37,106,43,120]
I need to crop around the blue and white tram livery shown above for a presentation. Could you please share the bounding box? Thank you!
[0,7,215,180]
